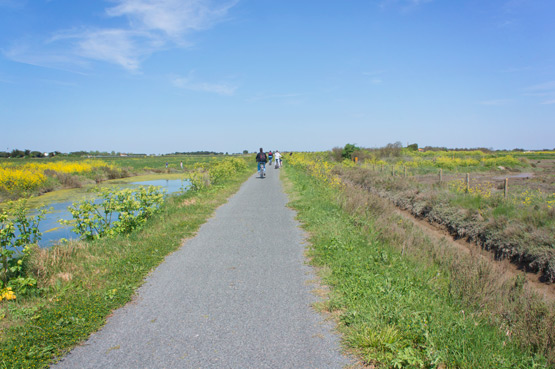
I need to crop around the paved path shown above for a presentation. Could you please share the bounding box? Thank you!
[53,165,349,369]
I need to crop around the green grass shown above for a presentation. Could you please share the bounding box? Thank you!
[0,165,253,368]
[283,165,549,368]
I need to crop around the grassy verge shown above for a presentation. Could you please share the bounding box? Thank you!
[0,166,253,368]
[283,164,552,368]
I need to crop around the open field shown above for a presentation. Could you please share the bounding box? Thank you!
[0,155,242,202]
[329,149,555,283]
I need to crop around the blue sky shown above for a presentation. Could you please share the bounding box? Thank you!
[1,0,554,154]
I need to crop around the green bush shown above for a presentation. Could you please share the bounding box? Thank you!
[60,186,164,240]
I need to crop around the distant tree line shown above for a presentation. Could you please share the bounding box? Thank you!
[331,142,554,162]
[168,151,225,156]
[0,149,61,158]
[0,149,134,158]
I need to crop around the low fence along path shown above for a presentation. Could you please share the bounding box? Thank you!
[54,165,349,368]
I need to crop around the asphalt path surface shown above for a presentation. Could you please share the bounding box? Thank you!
[53,164,350,369]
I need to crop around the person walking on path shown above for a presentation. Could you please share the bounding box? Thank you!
[255,147,267,177]
[268,150,273,165]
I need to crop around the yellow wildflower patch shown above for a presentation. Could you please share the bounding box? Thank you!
[0,287,16,302]
[0,160,110,194]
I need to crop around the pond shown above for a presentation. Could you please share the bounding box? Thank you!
[34,178,191,247]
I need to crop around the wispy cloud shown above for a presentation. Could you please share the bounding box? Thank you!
[524,80,555,105]
[172,72,237,95]
[4,0,237,71]
[525,80,555,92]
[107,0,236,39]
[363,71,385,85]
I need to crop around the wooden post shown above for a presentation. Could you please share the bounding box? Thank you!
[439,169,443,183]
[504,178,509,199]
[392,166,395,176]
[465,173,470,193]
[404,166,407,178]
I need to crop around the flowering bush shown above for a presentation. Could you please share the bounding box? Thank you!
[61,186,164,240]
[0,167,46,193]
[188,158,248,191]
[449,180,494,199]
[0,160,114,196]
[288,153,344,189]
[0,286,16,301]
[0,199,46,298]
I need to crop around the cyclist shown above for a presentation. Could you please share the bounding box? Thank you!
[274,150,282,168]
[256,148,267,177]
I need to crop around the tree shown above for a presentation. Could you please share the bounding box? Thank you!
[243,150,249,155]
[407,143,418,151]
[342,143,360,159]
[11,149,24,158]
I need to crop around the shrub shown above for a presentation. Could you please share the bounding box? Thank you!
[61,186,164,240]
[0,199,46,298]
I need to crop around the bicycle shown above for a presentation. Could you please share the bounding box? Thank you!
[258,161,266,178]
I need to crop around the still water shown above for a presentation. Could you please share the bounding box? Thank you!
[35,179,190,247]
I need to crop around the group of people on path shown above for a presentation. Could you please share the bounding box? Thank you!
[256,148,283,177]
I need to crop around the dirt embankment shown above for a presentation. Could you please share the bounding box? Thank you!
[393,205,555,303]
[339,160,555,284]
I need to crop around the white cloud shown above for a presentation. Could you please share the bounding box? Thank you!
[172,74,236,95]
[50,28,149,71]
[107,0,236,39]
[541,99,555,105]
[5,0,237,71]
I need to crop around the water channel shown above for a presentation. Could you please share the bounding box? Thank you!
[34,178,190,247]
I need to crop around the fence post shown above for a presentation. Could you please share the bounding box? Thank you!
[465,173,470,193]
[404,166,407,178]
[439,169,443,183]
[504,178,509,199]
[392,166,395,176]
